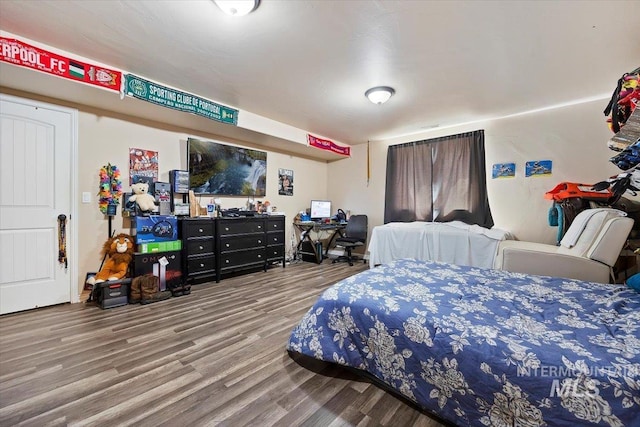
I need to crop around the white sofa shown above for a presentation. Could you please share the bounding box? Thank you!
[494,208,634,283]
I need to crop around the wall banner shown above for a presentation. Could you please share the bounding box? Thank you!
[307,134,350,156]
[124,74,238,126]
[0,37,121,92]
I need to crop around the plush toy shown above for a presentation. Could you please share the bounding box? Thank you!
[86,233,135,285]
[128,182,157,212]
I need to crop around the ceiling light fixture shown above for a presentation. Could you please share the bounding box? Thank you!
[365,86,395,104]
[213,0,259,17]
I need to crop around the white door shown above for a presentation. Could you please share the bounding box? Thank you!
[0,94,76,314]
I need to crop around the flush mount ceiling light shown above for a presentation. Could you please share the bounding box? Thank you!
[213,0,259,16]
[365,86,395,104]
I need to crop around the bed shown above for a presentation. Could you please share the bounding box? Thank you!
[287,259,640,426]
[367,221,514,269]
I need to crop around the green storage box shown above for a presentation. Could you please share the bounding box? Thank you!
[138,240,182,254]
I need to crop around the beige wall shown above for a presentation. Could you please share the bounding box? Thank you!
[328,98,622,245]
[3,88,625,298]
[76,110,328,295]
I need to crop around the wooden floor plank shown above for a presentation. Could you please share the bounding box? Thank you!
[0,260,448,426]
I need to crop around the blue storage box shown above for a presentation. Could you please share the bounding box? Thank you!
[134,215,178,244]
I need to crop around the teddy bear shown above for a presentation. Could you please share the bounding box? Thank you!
[86,233,134,285]
[128,182,157,212]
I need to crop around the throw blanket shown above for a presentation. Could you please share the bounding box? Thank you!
[367,221,513,268]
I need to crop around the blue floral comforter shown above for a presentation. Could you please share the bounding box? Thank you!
[286,259,640,426]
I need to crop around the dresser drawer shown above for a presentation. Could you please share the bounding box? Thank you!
[219,235,264,252]
[219,248,265,270]
[266,232,284,246]
[188,255,216,274]
[184,220,215,238]
[187,238,215,256]
[218,219,264,235]
[266,245,284,260]
[267,218,285,232]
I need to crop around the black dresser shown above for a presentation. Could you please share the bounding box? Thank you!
[265,216,286,265]
[180,218,216,285]
[180,216,285,284]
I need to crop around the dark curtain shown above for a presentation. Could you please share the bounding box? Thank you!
[384,130,494,228]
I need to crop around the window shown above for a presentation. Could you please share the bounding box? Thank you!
[384,130,494,228]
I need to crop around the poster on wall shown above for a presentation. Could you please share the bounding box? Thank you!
[278,168,294,196]
[129,148,159,185]
[525,160,552,177]
[491,163,516,179]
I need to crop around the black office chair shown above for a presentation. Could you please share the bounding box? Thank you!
[332,215,368,266]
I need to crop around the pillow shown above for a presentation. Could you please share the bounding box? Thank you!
[626,273,640,292]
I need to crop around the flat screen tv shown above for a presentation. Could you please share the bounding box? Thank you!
[188,137,267,197]
[310,200,331,220]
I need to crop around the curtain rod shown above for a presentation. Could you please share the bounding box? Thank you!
[390,130,483,149]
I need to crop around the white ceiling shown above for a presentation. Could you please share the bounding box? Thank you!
[1,0,639,153]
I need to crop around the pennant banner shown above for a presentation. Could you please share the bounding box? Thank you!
[0,37,121,92]
[124,74,238,126]
[307,134,351,156]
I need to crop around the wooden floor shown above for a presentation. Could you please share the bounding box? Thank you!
[0,259,448,427]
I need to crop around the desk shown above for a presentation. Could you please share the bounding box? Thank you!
[293,222,345,263]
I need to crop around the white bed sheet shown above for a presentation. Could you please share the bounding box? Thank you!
[367,221,513,268]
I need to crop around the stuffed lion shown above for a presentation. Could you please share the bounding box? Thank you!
[86,233,134,285]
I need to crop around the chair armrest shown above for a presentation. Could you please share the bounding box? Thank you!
[494,241,610,283]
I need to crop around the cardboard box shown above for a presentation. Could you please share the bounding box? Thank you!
[170,170,190,193]
[138,240,182,254]
[122,192,137,217]
[133,251,182,292]
[134,215,178,244]
[154,182,172,215]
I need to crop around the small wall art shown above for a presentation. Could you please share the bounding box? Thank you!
[525,160,552,177]
[492,163,516,179]
[278,168,293,196]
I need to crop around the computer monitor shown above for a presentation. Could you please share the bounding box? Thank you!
[310,200,331,221]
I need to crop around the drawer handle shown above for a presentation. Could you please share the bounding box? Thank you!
[199,245,204,250]
[198,228,203,233]
[258,240,262,244]
[200,263,204,267]
[258,254,262,258]
[226,243,230,247]
[225,227,230,231]
[225,259,230,263]
[258,225,262,229]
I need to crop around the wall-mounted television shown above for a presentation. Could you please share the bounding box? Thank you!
[187,137,267,197]
[310,200,332,220]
